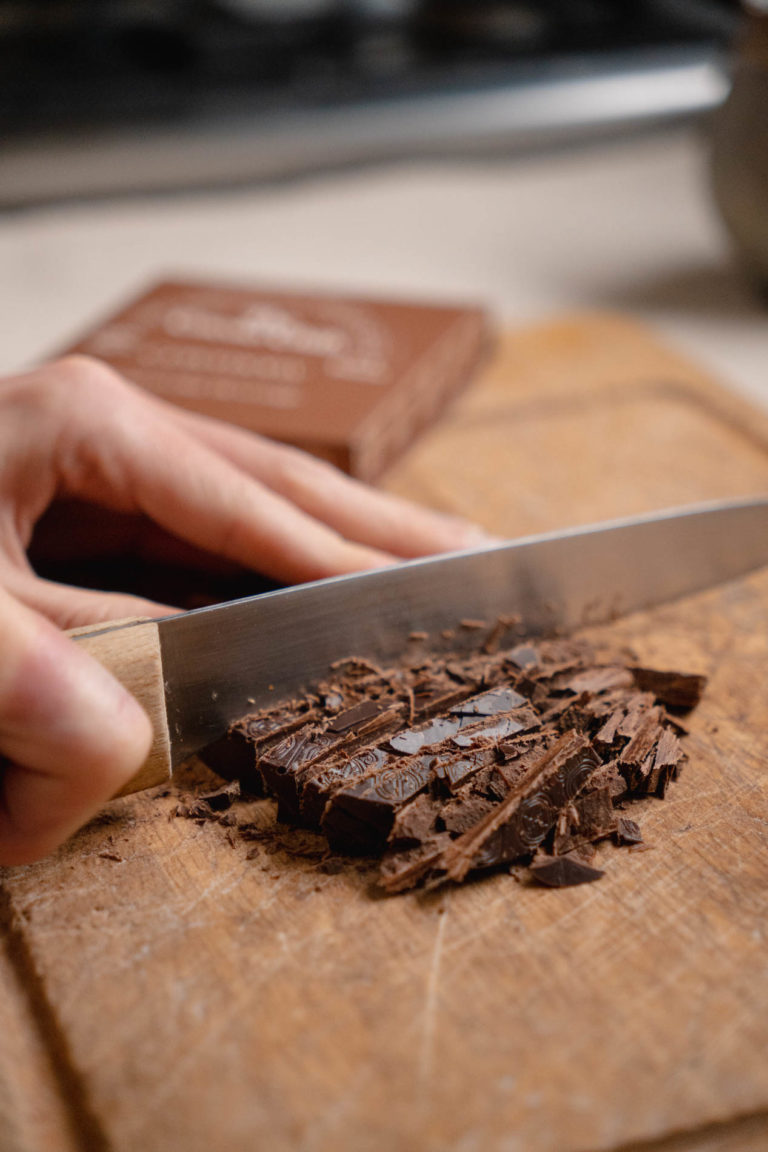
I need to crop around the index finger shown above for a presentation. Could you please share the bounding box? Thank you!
[55,359,394,584]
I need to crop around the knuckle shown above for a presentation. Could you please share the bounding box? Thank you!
[52,354,131,405]
[274,444,339,494]
[2,356,133,423]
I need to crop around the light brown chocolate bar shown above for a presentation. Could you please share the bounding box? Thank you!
[62,277,492,481]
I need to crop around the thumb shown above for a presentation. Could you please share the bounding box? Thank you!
[0,586,153,866]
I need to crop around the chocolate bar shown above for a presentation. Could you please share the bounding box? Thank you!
[61,278,491,482]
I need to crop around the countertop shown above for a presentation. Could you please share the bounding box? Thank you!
[1,125,766,413]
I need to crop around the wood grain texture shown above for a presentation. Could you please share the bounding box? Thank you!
[0,887,107,1152]
[3,313,768,1152]
[619,1111,768,1152]
[0,949,76,1152]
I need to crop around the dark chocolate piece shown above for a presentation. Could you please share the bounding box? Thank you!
[449,686,527,716]
[300,747,392,826]
[433,748,497,792]
[618,706,667,794]
[388,716,463,754]
[451,709,539,749]
[566,666,634,695]
[615,817,643,846]
[379,834,453,894]
[529,855,605,887]
[439,795,496,836]
[198,703,315,790]
[552,777,616,854]
[506,643,539,670]
[197,784,239,812]
[441,732,601,882]
[389,794,442,846]
[322,756,434,853]
[327,700,383,733]
[630,667,706,711]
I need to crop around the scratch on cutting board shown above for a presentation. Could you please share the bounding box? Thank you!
[419,910,448,1083]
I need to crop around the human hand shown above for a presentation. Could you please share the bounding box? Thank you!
[0,355,490,864]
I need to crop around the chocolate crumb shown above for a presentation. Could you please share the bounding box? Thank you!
[615,817,643,846]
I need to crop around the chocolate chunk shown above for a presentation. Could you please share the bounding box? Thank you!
[327,700,383,733]
[197,784,239,812]
[389,793,442,846]
[440,732,601,882]
[552,778,616,854]
[439,795,496,836]
[529,855,605,887]
[630,667,706,711]
[451,711,537,749]
[198,703,314,790]
[388,716,462,754]
[323,756,434,853]
[566,666,634,695]
[645,727,683,798]
[409,674,477,717]
[432,748,496,791]
[379,835,452,894]
[301,747,392,826]
[260,729,340,821]
[449,686,527,716]
[506,643,539,670]
[618,706,668,795]
[615,817,643,846]
[594,707,626,752]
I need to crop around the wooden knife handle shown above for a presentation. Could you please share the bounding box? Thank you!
[67,618,173,797]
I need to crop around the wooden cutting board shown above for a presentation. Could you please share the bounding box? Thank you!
[2,313,768,1152]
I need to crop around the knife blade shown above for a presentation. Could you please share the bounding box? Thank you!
[74,495,768,796]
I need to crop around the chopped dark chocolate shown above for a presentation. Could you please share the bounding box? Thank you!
[439,732,601,883]
[199,629,704,895]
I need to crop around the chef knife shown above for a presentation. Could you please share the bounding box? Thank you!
[72,495,768,797]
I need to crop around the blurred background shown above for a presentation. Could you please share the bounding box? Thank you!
[0,0,740,202]
[1,0,766,414]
